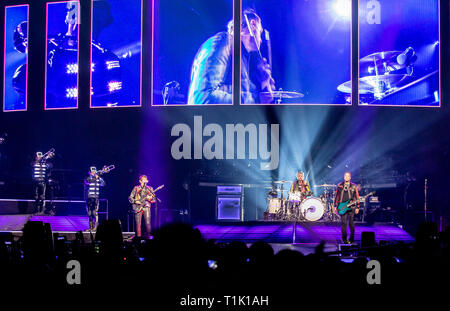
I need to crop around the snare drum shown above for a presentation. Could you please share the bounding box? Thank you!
[300,197,325,221]
[267,198,282,213]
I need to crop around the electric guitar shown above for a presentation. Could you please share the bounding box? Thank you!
[131,184,164,213]
[337,191,375,215]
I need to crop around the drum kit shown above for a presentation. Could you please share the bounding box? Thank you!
[265,181,339,222]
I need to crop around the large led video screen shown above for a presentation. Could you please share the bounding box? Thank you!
[90,0,143,108]
[45,1,80,110]
[358,0,440,107]
[3,5,29,112]
[152,0,234,106]
[240,0,352,105]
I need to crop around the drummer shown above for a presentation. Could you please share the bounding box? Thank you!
[290,171,312,198]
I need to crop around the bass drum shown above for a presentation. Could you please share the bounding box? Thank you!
[267,198,282,214]
[300,197,324,221]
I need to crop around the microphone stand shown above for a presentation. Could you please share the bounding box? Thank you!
[264,30,272,70]
[151,192,162,231]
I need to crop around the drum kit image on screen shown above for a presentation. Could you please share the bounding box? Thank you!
[265,181,339,222]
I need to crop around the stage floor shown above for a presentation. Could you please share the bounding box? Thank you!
[0,214,90,231]
[194,221,414,244]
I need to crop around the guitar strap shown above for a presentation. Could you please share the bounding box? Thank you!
[339,184,345,203]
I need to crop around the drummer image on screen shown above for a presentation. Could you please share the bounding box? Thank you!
[289,171,312,201]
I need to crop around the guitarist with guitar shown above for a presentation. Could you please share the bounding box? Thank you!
[334,172,360,244]
[129,175,164,238]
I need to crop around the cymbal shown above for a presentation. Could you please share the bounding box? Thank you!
[337,74,407,95]
[273,180,291,184]
[314,184,336,187]
[260,91,304,99]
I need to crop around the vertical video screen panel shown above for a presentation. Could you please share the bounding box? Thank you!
[240,0,352,105]
[45,1,79,110]
[90,0,142,108]
[359,0,440,107]
[152,0,234,106]
[3,5,29,112]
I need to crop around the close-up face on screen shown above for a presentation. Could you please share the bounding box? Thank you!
[357,0,440,107]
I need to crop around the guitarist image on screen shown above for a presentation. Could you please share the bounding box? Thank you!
[129,175,164,238]
[334,172,360,244]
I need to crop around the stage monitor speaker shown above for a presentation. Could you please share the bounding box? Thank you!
[95,219,123,245]
[216,195,243,221]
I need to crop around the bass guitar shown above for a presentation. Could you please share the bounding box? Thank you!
[337,191,375,215]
